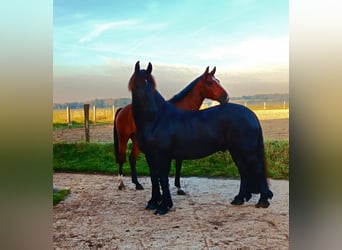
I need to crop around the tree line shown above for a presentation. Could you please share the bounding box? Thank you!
[53,98,131,110]
[53,93,289,110]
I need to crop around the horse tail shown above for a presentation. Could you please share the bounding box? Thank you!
[113,107,123,163]
[259,124,267,178]
[253,122,273,198]
[258,120,271,177]
[248,122,266,194]
[260,125,271,186]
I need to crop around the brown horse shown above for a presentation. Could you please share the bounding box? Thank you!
[113,66,228,192]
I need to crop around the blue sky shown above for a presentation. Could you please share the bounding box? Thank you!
[54,0,288,103]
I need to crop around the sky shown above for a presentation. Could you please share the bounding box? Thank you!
[53,0,288,103]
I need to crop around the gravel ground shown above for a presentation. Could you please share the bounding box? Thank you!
[53,173,288,249]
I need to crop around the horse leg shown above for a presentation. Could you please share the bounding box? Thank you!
[229,150,252,205]
[118,144,126,190]
[174,159,186,195]
[231,174,252,205]
[239,147,273,208]
[155,158,173,215]
[118,163,125,190]
[145,156,162,210]
[117,142,128,191]
[129,136,144,190]
[255,177,273,208]
[231,148,273,208]
[254,157,273,208]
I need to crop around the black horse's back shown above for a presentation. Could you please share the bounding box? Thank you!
[153,102,263,160]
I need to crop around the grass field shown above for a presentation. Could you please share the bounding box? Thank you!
[53,139,289,179]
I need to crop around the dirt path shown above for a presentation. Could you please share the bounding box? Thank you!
[53,173,288,249]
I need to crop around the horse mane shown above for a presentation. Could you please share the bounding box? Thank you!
[168,76,201,103]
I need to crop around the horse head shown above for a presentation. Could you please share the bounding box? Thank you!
[129,61,156,92]
[129,61,158,122]
[200,66,229,104]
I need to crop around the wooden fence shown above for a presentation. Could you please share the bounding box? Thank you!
[53,103,289,142]
[53,105,118,125]
[53,101,289,125]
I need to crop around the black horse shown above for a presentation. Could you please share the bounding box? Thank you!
[129,61,273,215]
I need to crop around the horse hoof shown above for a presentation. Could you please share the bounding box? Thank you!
[231,198,244,205]
[245,193,252,202]
[177,189,186,195]
[154,208,169,215]
[135,184,144,190]
[268,190,274,199]
[255,200,270,208]
[118,185,126,191]
[145,202,158,210]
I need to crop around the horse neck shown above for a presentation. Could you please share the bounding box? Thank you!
[173,90,204,110]
[170,80,205,110]
[132,101,150,132]
[131,90,160,132]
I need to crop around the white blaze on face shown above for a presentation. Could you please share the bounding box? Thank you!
[210,75,220,84]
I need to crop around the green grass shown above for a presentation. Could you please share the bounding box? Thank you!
[53,139,288,179]
[265,140,289,178]
[53,189,71,205]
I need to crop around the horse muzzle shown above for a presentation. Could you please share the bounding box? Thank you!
[219,94,229,104]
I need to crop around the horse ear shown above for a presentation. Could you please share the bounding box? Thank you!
[210,66,216,75]
[147,62,152,74]
[135,61,140,73]
[204,66,209,75]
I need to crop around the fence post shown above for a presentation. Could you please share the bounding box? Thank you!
[93,105,96,124]
[264,102,266,110]
[84,104,90,142]
[67,106,71,128]
[113,105,115,122]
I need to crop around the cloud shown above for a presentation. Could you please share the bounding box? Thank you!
[79,19,140,43]
[78,19,168,44]
[197,37,288,68]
